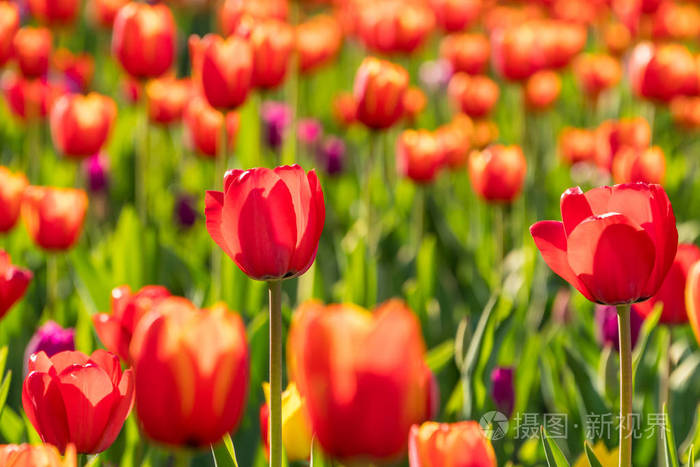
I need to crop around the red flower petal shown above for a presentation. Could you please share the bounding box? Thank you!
[22,370,70,451]
[93,368,134,453]
[205,190,235,261]
[560,187,593,236]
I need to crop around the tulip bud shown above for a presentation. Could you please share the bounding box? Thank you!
[357,1,435,55]
[670,96,700,130]
[174,194,199,230]
[594,118,651,171]
[261,100,291,151]
[146,78,192,125]
[448,73,499,118]
[0,443,77,467]
[317,136,345,176]
[472,119,499,149]
[21,186,88,251]
[435,114,472,170]
[2,73,64,121]
[595,305,644,351]
[23,321,75,371]
[440,33,490,75]
[524,70,561,111]
[112,2,175,79]
[91,0,129,29]
[331,92,357,127]
[409,421,497,467]
[219,0,288,37]
[612,145,666,185]
[52,49,94,93]
[604,22,632,56]
[296,15,343,74]
[403,87,427,124]
[28,0,79,26]
[297,118,322,147]
[0,250,32,321]
[182,96,240,158]
[13,27,51,78]
[469,145,527,203]
[558,127,596,166]
[0,166,28,233]
[248,18,294,90]
[652,2,700,40]
[82,153,109,193]
[354,56,409,130]
[429,0,481,33]
[50,93,117,159]
[490,366,514,417]
[0,3,19,67]
[260,382,313,461]
[629,42,697,102]
[396,129,445,184]
[198,34,253,110]
[573,53,622,99]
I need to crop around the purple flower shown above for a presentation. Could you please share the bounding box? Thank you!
[24,321,75,373]
[419,59,453,92]
[317,136,345,176]
[175,193,198,229]
[490,366,514,418]
[595,305,644,352]
[261,101,291,151]
[83,153,109,193]
[297,118,323,146]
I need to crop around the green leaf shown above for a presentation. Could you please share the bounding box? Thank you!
[665,402,680,467]
[85,454,101,467]
[686,444,694,467]
[310,437,331,467]
[0,406,24,443]
[633,304,662,373]
[540,427,570,467]
[211,434,239,467]
[0,371,11,417]
[426,340,454,373]
[584,441,604,467]
[563,345,609,416]
[0,346,7,377]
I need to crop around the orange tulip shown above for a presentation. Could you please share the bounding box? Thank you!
[219,0,288,37]
[652,1,700,40]
[670,96,700,130]
[198,34,253,110]
[469,145,527,203]
[332,91,357,127]
[440,33,490,75]
[357,0,435,55]
[21,186,88,251]
[629,42,697,102]
[296,15,343,74]
[13,27,51,78]
[396,129,445,184]
[594,118,651,171]
[686,261,700,345]
[183,95,240,158]
[28,0,79,26]
[112,2,175,79]
[558,127,596,165]
[612,146,666,185]
[248,18,294,90]
[604,22,632,56]
[573,53,622,99]
[429,0,481,33]
[0,444,76,467]
[353,56,409,130]
[289,299,436,461]
[0,167,28,233]
[448,73,499,118]
[130,298,249,447]
[408,421,497,467]
[146,78,192,125]
[403,86,427,123]
[524,70,561,111]
[472,119,499,149]
[0,2,19,67]
[90,0,129,29]
[436,114,472,169]
[50,93,117,159]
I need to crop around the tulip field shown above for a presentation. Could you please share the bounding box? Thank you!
[5,0,700,466]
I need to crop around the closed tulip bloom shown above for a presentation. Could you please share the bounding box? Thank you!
[429,0,481,33]
[612,146,666,185]
[22,350,134,454]
[219,0,288,36]
[28,0,79,26]
[248,18,294,90]
[634,244,700,324]
[199,34,253,110]
[13,27,51,78]
[332,91,357,127]
[146,78,191,125]
[52,49,95,93]
[448,73,499,119]
[436,115,472,169]
[595,304,644,351]
[93,285,171,363]
[573,54,622,99]
[490,23,541,81]
[531,183,678,305]
[21,186,88,251]
[472,119,499,149]
[403,87,427,123]
[2,74,65,121]
[652,2,700,40]
[440,33,490,75]
[0,3,19,68]
[296,15,343,74]
[24,321,75,367]
[130,298,249,446]
[357,1,435,55]
[183,96,240,158]
[604,22,632,57]
[469,145,526,203]
[629,42,697,102]
[408,421,496,467]
[50,93,117,159]
[353,57,409,130]
[670,96,700,130]
[0,444,76,467]
[524,70,561,111]
[686,261,700,345]
[317,136,346,176]
[112,2,175,79]
[91,0,129,29]
[594,118,651,171]
[490,367,514,417]
[289,300,436,461]
[260,382,312,461]
[539,21,587,70]
[558,127,596,166]
[0,250,32,321]
[205,165,325,280]
[396,129,445,184]
[0,167,28,233]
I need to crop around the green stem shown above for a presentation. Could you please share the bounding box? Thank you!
[137,95,150,225]
[617,304,634,467]
[27,121,41,184]
[413,186,425,256]
[46,254,59,320]
[211,116,228,302]
[494,204,505,288]
[658,326,671,465]
[172,451,191,467]
[268,280,283,467]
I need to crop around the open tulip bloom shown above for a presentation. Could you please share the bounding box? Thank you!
[530,182,677,467]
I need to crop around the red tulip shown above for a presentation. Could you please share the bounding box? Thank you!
[219,0,288,37]
[436,115,472,170]
[296,15,343,74]
[247,18,294,90]
[629,42,697,102]
[531,183,678,305]
[469,145,526,203]
[558,127,596,166]
[112,2,175,79]
[353,56,409,130]
[13,27,51,78]
[145,78,192,125]
[408,421,497,467]
[332,91,357,127]
[0,250,32,321]
[573,53,622,100]
[440,33,490,75]
[93,285,171,364]
[28,0,79,26]
[612,146,666,185]
[635,244,700,324]
[594,118,651,171]
[403,87,427,123]
[686,261,700,345]
[130,298,249,446]
[182,95,240,158]
[429,0,481,33]
[289,299,436,461]
[91,0,129,29]
[0,167,28,233]
[396,129,445,184]
[197,34,253,110]
[448,73,499,119]
[22,350,134,454]
[21,186,88,251]
[524,70,561,111]
[2,73,64,121]
[357,1,435,55]
[50,93,117,159]
[205,165,325,280]
[670,96,700,130]
[0,443,76,467]
[52,49,94,93]
[0,2,19,67]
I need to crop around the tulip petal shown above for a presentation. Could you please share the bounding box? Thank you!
[88,349,123,386]
[50,351,90,374]
[27,350,54,373]
[530,220,595,301]
[205,190,235,261]
[93,369,134,453]
[560,187,593,236]
[567,213,656,304]
[92,314,128,362]
[22,370,70,451]
[686,261,700,347]
[583,185,613,214]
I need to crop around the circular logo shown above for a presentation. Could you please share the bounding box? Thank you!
[480,410,509,440]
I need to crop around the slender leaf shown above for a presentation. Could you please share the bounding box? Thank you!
[666,402,680,467]
[540,427,570,467]
[211,434,238,467]
[584,441,604,467]
[686,444,694,467]
[0,347,7,377]
[0,371,11,416]
[633,305,662,373]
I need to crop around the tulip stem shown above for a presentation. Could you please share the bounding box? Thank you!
[617,304,634,467]
[46,254,59,320]
[137,94,150,225]
[268,280,283,467]
[211,115,228,302]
